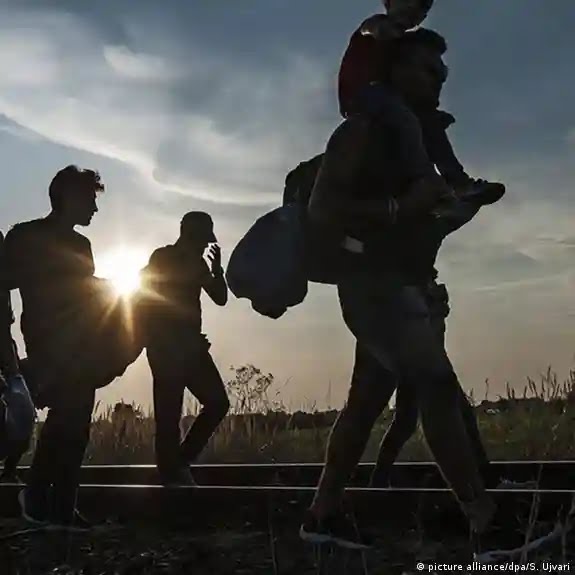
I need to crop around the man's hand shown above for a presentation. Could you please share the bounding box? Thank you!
[397,173,452,219]
[206,244,222,274]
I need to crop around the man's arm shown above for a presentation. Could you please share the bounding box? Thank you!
[140,249,166,301]
[0,300,19,380]
[202,245,227,306]
[2,226,34,290]
[0,233,20,379]
[308,117,447,229]
[0,333,19,380]
[308,117,380,227]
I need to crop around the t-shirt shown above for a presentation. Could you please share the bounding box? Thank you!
[312,115,445,284]
[3,216,96,358]
[140,244,213,340]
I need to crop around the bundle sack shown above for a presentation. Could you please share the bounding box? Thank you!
[27,280,145,407]
[0,374,35,461]
[226,204,308,319]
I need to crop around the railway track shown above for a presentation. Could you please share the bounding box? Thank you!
[0,483,573,532]
[5,460,575,488]
[1,462,572,532]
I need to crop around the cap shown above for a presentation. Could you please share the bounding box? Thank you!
[180,211,217,243]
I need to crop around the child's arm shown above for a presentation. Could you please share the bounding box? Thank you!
[420,110,472,190]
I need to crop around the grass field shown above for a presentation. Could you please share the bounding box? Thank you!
[5,364,575,574]
[20,364,575,465]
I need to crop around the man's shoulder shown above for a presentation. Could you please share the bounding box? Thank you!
[8,218,45,233]
[5,219,46,243]
[69,229,91,249]
[149,245,176,266]
[6,219,91,252]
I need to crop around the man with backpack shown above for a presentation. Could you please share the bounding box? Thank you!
[285,157,497,491]
[299,30,497,549]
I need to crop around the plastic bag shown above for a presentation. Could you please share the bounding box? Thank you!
[0,374,35,460]
[226,205,308,318]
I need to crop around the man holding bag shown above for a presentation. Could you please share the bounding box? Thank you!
[300,31,496,548]
[4,166,111,530]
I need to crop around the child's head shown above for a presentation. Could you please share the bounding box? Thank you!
[383,0,433,30]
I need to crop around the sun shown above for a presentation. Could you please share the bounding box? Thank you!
[95,247,149,297]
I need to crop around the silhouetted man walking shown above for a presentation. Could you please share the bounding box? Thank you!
[141,212,230,486]
[300,31,496,548]
[4,166,105,530]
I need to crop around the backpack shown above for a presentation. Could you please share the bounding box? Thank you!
[282,153,346,286]
[282,154,324,209]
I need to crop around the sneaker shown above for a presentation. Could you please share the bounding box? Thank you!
[473,518,567,565]
[299,511,372,550]
[18,488,49,525]
[161,466,197,487]
[457,180,506,206]
[496,478,538,490]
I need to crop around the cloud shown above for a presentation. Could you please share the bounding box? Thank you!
[0,4,336,207]
[103,46,182,82]
[0,0,573,285]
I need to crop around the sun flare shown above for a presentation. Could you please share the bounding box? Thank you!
[95,247,149,297]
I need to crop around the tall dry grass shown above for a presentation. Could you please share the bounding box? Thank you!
[18,364,575,465]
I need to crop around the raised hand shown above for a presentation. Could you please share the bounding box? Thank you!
[206,244,222,273]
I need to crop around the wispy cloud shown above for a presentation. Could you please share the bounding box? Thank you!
[0,0,573,405]
[0,5,335,206]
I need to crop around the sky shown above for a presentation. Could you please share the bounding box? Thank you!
[0,0,573,411]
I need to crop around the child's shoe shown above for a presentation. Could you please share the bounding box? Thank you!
[455,179,506,206]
